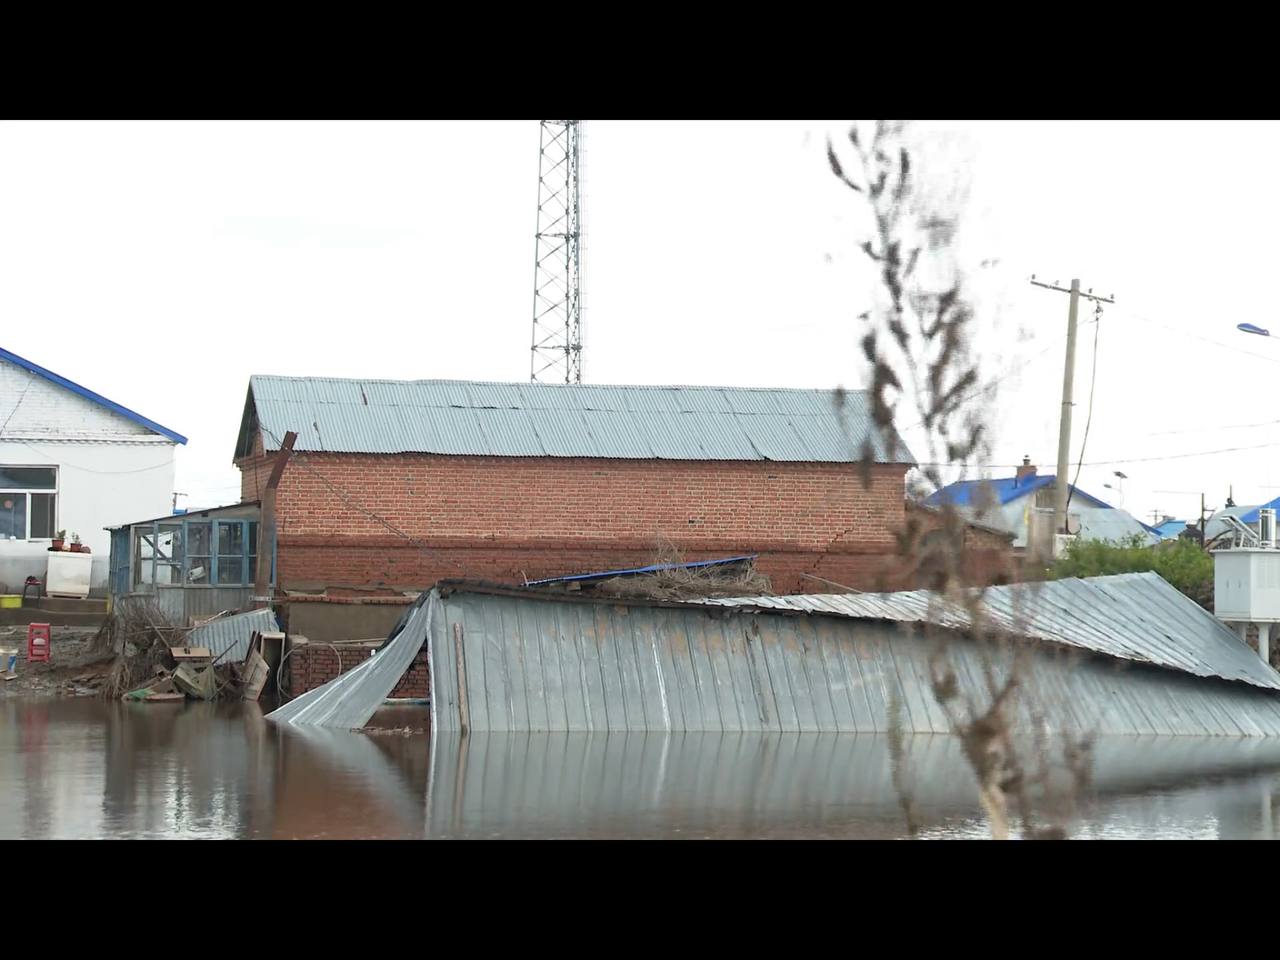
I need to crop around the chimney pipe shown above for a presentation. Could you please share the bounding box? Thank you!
[1015,455,1037,486]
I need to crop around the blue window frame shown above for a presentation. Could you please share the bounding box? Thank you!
[131,518,269,588]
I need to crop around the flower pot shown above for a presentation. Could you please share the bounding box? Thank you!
[69,544,82,553]
[50,540,64,551]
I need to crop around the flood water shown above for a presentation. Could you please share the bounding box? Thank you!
[2,698,1279,839]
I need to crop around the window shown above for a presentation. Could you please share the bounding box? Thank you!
[0,466,57,540]
[156,523,184,586]
[216,522,244,585]
[130,518,264,589]
[185,522,211,584]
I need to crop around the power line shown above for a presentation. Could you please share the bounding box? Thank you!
[1064,301,1104,518]
[256,423,470,574]
[0,372,37,437]
[917,439,1280,471]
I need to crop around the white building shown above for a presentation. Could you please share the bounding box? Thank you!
[0,347,185,595]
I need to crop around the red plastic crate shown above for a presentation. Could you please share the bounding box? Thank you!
[27,623,51,663]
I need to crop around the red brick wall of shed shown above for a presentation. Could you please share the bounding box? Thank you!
[288,643,430,698]
[237,447,914,594]
[905,501,1019,588]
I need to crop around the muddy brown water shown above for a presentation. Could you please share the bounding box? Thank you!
[2,698,1278,839]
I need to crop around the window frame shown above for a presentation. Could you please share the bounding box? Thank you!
[129,517,263,589]
[0,465,59,542]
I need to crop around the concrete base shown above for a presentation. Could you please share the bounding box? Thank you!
[280,599,412,643]
[0,597,107,628]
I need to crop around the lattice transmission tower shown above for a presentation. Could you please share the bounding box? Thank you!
[530,120,583,383]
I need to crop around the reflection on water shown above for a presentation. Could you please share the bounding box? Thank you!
[1,698,1278,839]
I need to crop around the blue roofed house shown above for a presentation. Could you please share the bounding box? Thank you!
[1152,518,1188,541]
[0,347,186,597]
[923,457,1159,551]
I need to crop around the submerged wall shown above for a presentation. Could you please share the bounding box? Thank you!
[427,589,1280,736]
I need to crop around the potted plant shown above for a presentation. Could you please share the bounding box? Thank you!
[70,533,82,553]
[50,530,65,551]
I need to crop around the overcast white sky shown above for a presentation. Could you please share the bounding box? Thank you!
[1,120,1277,525]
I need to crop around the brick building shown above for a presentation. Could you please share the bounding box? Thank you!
[234,376,991,610]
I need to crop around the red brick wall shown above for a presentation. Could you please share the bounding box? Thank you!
[905,501,1018,588]
[237,441,915,594]
[287,641,430,699]
[240,432,273,503]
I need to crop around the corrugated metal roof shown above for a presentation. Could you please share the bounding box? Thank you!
[425,731,1280,838]
[427,585,1280,735]
[925,474,1106,508]
[1076,510,1160,545]
[187,607,280,664]
[709,572,1280,691]
[267,594,435,728]
[242,376,914,464]
[1239,497,1280,525]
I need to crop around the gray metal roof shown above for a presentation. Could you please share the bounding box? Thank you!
[709,572,1280,691]
[239,375,914,464]
[427,584,1280,735]
[426,730,1280,838]
[187,607,280,664]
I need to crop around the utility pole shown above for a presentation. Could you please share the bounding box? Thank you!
[1199,493,1217,549]
[1030,276,1115,536]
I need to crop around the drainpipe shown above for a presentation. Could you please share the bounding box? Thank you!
[254,431,297,609]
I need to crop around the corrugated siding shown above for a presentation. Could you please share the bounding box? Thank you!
[709,572,1280,692]
[427,590,1280,736]
[248,376,913,464]
[425,731,1280,838]
[187,607,280,663]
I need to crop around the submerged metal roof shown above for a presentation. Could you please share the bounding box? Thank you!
[239,376,914,464]
[427,585,1280,735]
[709,572,1280,692]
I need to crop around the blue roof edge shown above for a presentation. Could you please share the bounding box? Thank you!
[526,554,759,586]
[0,346,187,444]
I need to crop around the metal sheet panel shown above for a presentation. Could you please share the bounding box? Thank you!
[187,607,280,663]
[427,588,1280,736]
[267,595,435,728]
[425,729,1280,838]
[710,572,1280,692]
[248,376,914,464]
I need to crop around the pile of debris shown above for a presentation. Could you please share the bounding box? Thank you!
[594,548,773,602]
[94,599,276,703]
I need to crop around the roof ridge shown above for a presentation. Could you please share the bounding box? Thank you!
[248,373,862,394]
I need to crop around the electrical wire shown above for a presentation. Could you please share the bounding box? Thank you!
[0,372,37,437]
[256,423,470,574]
[1063,301,1103,522]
